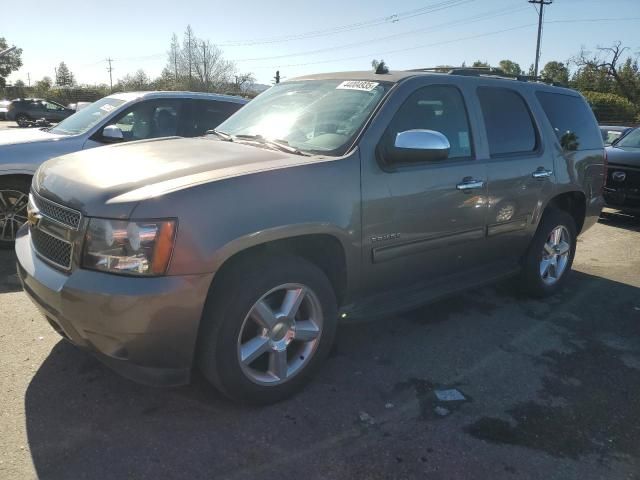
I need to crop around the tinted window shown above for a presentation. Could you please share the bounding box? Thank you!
[478,87,537,156]
[383,85,472,161]
[185,100,243,137]
[536,92,602,151]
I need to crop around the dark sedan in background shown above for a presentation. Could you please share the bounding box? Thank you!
[6,98,75,127]
[605,127,640,214]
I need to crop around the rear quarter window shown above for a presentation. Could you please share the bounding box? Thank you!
[536,92,602,151]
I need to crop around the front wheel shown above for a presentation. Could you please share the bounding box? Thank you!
[198,254,338,404]
[520,208,577,297]
[0,178,31,248]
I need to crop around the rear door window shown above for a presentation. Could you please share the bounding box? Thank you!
[477,87,537,156]
[536,92,602,151]
[184,100,243,137]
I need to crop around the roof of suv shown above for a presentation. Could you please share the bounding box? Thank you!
[108,91,249,104]
[290,70,579,96]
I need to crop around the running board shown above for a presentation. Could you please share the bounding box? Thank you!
[340,262,521,323]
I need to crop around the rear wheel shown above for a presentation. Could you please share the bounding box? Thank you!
[520,208,577,297]
[198,253,338,404]
[0,177,31,248]
[15,114,30,128]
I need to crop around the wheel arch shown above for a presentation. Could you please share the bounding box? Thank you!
[208,229,352,308]
[542,190,587,234]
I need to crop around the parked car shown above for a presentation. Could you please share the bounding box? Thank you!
[604,127,640,213]
[600,125,633,146]
[16,69,604,403]
[0,99,10,120]
[6,98,75,127]
[0,91,247,243]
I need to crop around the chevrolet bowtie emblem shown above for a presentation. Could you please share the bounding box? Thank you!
[26,202,42,227]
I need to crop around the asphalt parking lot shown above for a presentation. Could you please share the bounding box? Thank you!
[0,211,639,480]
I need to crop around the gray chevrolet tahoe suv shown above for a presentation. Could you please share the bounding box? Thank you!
[16,69,605,403]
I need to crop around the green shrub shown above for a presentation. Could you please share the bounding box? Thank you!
[582,91,637,124]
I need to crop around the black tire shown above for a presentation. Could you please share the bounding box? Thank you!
[0,177,31,248]
[520,208,577,297]
[15,114,30,128]
[198,253,338,404]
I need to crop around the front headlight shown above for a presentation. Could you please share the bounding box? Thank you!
[83,218,176,276]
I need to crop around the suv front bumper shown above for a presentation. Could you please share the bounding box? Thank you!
[15,227,213,386]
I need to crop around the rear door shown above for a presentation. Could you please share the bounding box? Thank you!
[360,80,489,294]
[478,86,555,262]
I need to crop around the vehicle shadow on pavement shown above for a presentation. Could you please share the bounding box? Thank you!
[0,249,21,293]
[23,271,640,480]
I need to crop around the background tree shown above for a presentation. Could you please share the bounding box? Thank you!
[582,91,636,123]
[540,61,569,84]
[573,41,637,103]
[0,38,22,87]
[162,25,247,93]
[55,62,75,87]
[116,69,150,91]
[472,60,490,68]
[498,59,523,76]
[371,59,389,73]
[168,33,181,88]
[33,76,53,97]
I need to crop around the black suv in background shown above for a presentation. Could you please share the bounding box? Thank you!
[6,98,74,127]
[605,127,640,213]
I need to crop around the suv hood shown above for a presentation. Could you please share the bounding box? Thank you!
[35,136,318,218]
[0,127,65,146]
[606,145,640,168]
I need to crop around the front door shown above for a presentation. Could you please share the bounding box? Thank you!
[360,82,488,295]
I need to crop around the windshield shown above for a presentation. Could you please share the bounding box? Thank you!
[615,128,640,148]
[216,80,390,156]
[49,97,126,135]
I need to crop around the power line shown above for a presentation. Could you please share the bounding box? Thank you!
[529,0,552,78]
[246,17,640,71]
[217,0,474,46]
[237,5,529,63]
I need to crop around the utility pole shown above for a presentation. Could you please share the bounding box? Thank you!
[529,0,552,78]
[106,58,114,92]
[274,70,280,84]
[27,73,30,87]
[54,67,58,86]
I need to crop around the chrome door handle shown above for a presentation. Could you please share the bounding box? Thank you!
[532,168,553,179]
[456,179,485,191]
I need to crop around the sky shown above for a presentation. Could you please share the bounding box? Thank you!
[4,0,640,86]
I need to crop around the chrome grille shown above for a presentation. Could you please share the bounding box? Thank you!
[31,191,81,229]
[31,227,72,269]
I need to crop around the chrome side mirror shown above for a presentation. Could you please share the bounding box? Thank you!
[390,129,450,162]
[102,125,124,142]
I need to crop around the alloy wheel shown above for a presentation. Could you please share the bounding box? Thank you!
[539,225,571,286]
[237,283,323,386]
[0,189,29,243]
[16,115,29,128]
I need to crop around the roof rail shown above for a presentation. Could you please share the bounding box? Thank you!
[406,66,558,85]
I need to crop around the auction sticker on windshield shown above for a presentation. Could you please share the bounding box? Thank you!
[336,81,379,92]
[100,104,117,113]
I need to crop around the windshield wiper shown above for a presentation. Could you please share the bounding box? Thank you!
[207,129,233,141]
[232,134,309,156]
